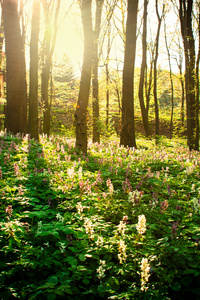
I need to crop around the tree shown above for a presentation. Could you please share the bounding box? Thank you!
[2,0,27,134]
[74,0,94,153]
[120,0,138,148]
[28,0,40,140]
[41,0,61,136]
[164,17,174,139]
[92,0,104,143]
[153,0,165,138]
[179,0,198,150]
[138,0,152,137]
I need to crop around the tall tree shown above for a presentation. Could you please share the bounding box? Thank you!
[164,18,174,139]
[28,0,40,140]
[120,0,138,148]
[2,0,27,134]
[41,0,60,137]
[179,0,198,150]
[75,0,94,153]
[138,0,151,137]
[153,0,164,138]
[92,0,104,143]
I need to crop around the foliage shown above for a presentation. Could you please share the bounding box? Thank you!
[1,132,200,299]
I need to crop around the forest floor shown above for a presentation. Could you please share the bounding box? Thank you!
[0,132,200,299]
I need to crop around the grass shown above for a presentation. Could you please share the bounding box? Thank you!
[0,132,200,299]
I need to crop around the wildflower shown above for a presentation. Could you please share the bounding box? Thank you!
[96,236,104,247]
[78,167,82,180]
[14,163,20,176]
[76,202,84,214]
[97,260,106,279]
[117,220,126,236]
[84,218,94,239]
[118,239,127,264]
[106,178,114,194]
[5,205,12,218]
[160,200,169,212]
[58,242,66,253]
[56,213,64,223]
[128,190,143,205]
[191,184,196,192]
[171,221,178,239]
[67,166,75,178]
[136,215,146,235]
[140,258,151,291]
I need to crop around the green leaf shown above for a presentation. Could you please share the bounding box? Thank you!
[78,253,86,261]
[47,293,57,300]
[171,282,181,291]
[47,276,59,286]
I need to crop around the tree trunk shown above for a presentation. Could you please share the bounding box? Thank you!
[75,0,94,154]
[2,0,27,134]
[153,0,164,138]
[138,0,151,137]
[195,4,200,150]
[28,0,40,140]
[164,20,174,139]
[120,0,138,148]
[41,0,60,137]
[179,0,198,150]
[92,0,104,143]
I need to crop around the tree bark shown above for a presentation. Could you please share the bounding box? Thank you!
[164,20,174,139]
[2,0,27,134]
[179,0,198,150]
[120,0,138,148]
[28,0,40,140]
[92,0,104,143]
[41,0,60,137]
[153,0,164,138]
[138,0,151,137]
[75,0,94,154]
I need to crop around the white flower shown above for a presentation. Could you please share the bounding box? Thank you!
[97,260,106,279]
[117,220,126,236]
[96,236,104,247]
[140,258,151,291]
[84,218,94,239]
[118,239,127,264]
[76,202,84,214]
[136,215,146,235]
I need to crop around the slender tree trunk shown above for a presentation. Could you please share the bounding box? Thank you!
[138,0,151,137]
[164,20,174,139]
[41,0,60,137]
[120,0,138,148]
[75,0,94,154]
[28,0,40,140]
[92,0,104,143]
[2,0,27,134]
[106,23,111,129]
[153,0,164,138]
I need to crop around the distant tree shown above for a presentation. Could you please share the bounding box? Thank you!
[153,0,165,138]
[138,0,152,137]
[174,37,185,126]
[164,17,174,139]
[92,0,104,143]
[120,0,138,148]
[75,0,94,153]
[28,0,40,140]
[41,0,61,137]
[2,0,27,134]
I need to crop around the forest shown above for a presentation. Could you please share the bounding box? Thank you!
[0,0,200,299]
